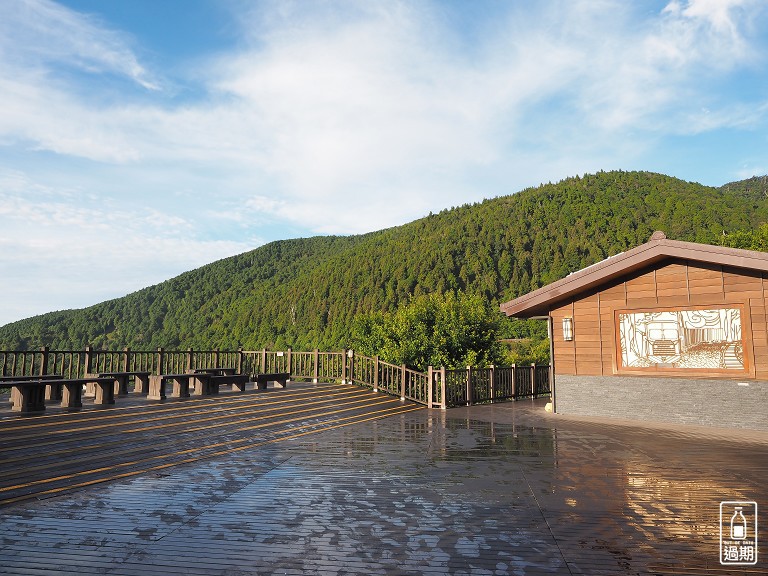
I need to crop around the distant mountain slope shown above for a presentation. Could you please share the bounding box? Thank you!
[2,170,768,351]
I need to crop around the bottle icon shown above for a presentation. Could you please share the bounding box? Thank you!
[731,507,747,540]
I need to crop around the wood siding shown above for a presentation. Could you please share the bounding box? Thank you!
[551,258,768,378]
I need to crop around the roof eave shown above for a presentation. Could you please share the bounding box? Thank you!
[500,237,768,318]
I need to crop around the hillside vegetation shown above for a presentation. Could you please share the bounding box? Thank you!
[2,170,768,351]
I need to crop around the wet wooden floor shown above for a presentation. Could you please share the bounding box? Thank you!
[0,384,766,575]
[0,382,423,506]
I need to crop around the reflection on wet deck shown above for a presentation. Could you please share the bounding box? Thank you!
[0,383,765,574]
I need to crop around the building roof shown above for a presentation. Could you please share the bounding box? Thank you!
[500,231,768,318]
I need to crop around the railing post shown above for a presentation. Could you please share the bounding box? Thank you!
[287,348,292,374]
[39,346,49,376]
[187,348,194,372]
[440,367,446,410]
[348,350,354,385]
[84,345,93,375]
[342,349,348,384]
[548,363,554,398]
[123,347,131,372]
[427,366,433,408]
[156,347,164,375]
[373,355,379,392]
[531,363,536,397]
[261,348,267,374]
[400,364,406,401]
[237,348,244,375]
[490,364,495,402]
[313,349,319,383]
[214,348,220,368]
[511,363,517,399]
[40,346,57,402]
[466,365,473,406]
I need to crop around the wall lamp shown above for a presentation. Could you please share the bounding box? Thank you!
[562,317,574,341]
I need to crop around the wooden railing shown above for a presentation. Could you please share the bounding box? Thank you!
[441,364,551,407]
[0,347,550,409]
[344,354,549,408]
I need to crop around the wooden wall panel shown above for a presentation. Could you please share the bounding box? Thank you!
[551,304,576,375]
[686,262,723,279]
[689,292,726,306]
[752,344,767,372]
[550,258,768,379]
[756,274,768,379]
[599,296,613,375]
[724,269,763,299]
[554,356,576,375]
[688,263,725,305]
[575,362,603,375]
[600,283,626,305]
[626,269,656,283]
[625,270,657,301]
[687,263,724,304]
[625,296,660,308]
[656,295,691,308]
[573,332,601,343]
[572,292,602,375]
[656,262,688,301]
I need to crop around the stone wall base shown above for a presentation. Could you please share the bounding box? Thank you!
[555,375,768,431]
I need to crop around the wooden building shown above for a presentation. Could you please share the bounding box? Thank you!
[500,232,768,430]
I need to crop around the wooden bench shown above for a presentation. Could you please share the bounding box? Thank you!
[148,373,211,400]
[190,367,236,376]
[206,374,251,394]
[84,371,152,397]
[7,377,115,413]
[254,372,290,390]
[2,375,63,405]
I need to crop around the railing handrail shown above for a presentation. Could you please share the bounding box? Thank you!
[0,347,550,409]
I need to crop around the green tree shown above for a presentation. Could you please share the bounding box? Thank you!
[351,292,505,371]
[721,223,768,251]
[502,337,551,365]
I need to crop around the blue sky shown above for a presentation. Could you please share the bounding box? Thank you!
[1,0,767,326]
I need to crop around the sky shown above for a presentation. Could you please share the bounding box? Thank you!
[1,0,768,327]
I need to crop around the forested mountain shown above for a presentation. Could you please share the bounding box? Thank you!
[2,170,768,351]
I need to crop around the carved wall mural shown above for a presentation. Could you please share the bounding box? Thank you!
[618,307,744,370]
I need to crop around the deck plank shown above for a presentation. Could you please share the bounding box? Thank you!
[0,382,421,505]
[0,387,766,574]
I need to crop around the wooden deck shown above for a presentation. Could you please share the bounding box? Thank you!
[0,387,766,574]
[0,381,422,506]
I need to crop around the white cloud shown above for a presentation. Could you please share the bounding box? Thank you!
[214,8,499,198]
[734,166,768,182]
[0,0,159,90]
[0,170,256,325]
[3,1,765,184]
[0,0,767,325]
[563,0,766,133]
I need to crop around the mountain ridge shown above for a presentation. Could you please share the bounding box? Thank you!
[2,170,768,351]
